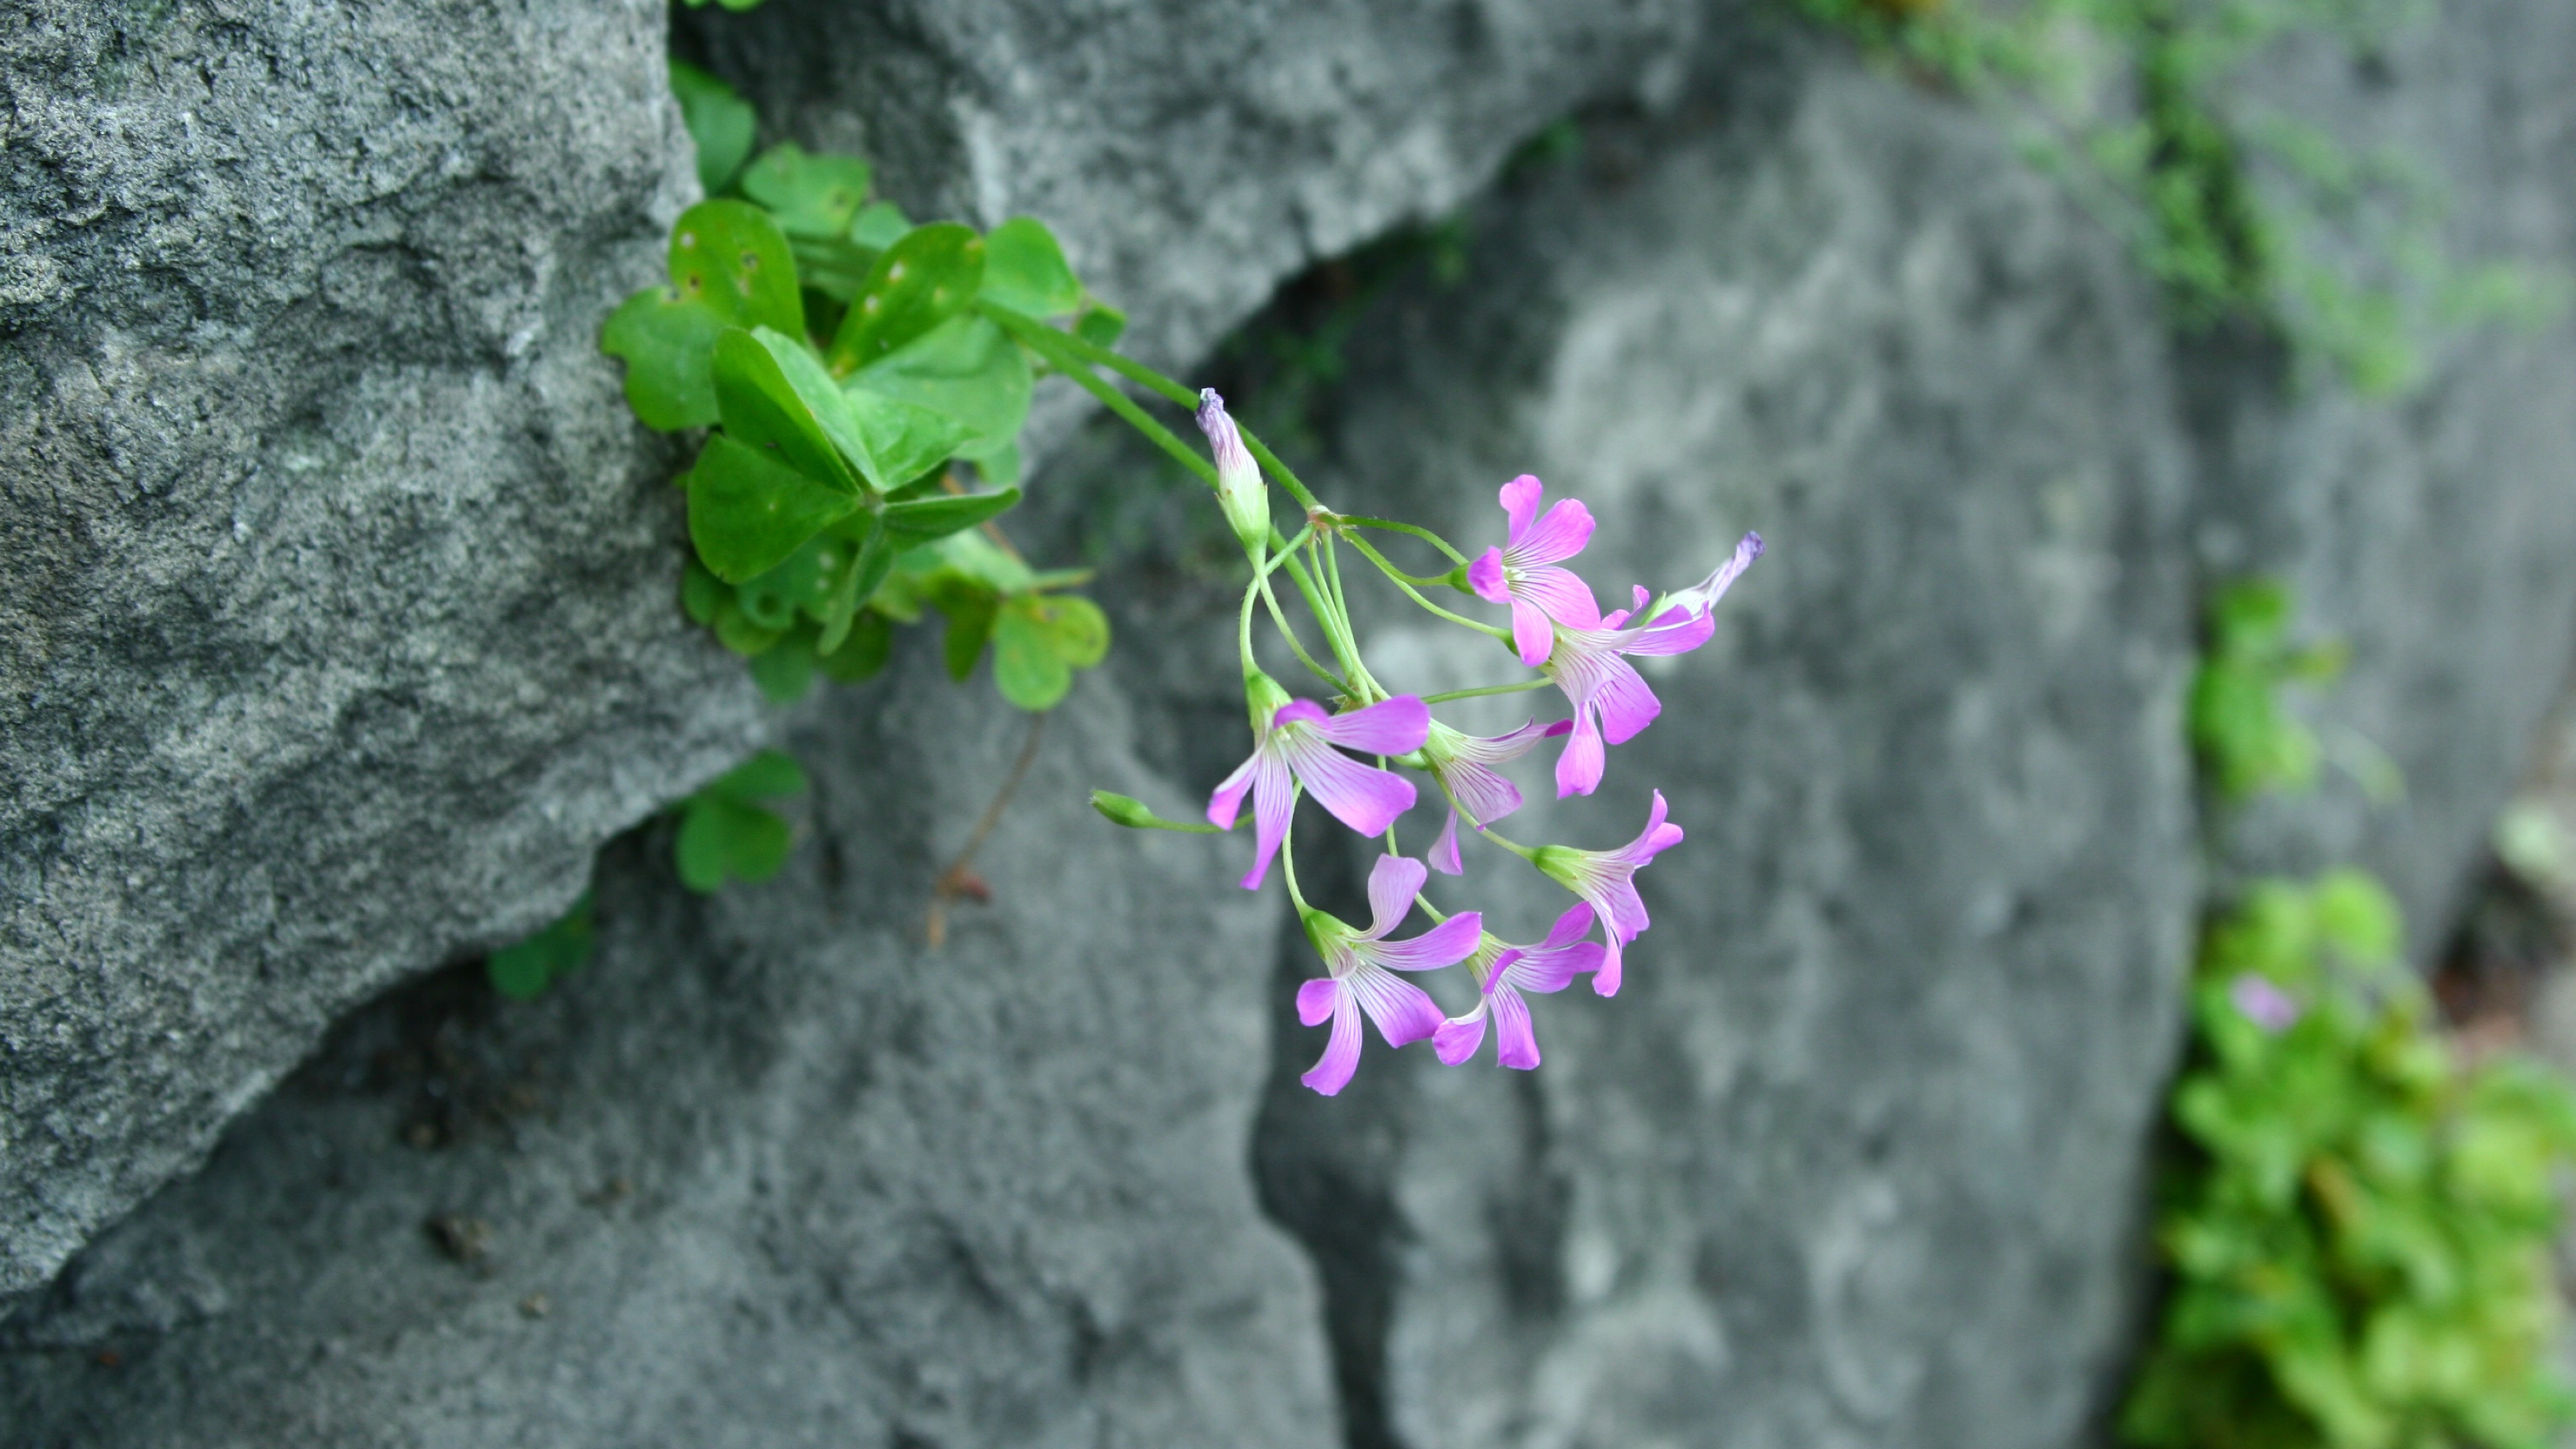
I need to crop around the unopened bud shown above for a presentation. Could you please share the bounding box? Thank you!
[1195,388,1272,555]
[1091,790,1221,833]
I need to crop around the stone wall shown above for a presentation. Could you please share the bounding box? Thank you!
[5,0,2575,1444]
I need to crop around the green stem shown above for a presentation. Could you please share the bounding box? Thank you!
[1341,515,1470,567]
[1346,533,1512,641]
[1038,315,1201,409]
[1236,425,1325,515]
[1420,678,1552,705]
[1280,807,1310,910]
[1477,826,1542,863]
[985,309,1218,489]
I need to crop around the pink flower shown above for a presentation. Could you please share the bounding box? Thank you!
[1433,904,1607,1069]
[1297,855,1484,1095]
[2229,973,2302,1033]
[1467,475,1603,667]
[1209,682,1431,891]
[1421,718,1572,875]
[1532,790,1684,997]
[1542,531,1762,800]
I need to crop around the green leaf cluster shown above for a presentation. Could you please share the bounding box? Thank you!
[486,892,595,1001]
[2124,871,2576,1449]
[2190,578,2348,802]
[602,64,1118,711]
[674,750,806,893]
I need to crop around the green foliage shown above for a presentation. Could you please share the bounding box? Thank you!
[668,60,755,195]
[487,892,594,1001]
[2124,872,2576,1449]
[603,63,1117,713]
[674,750,806,893]
[1794,0,2565,392]
[2131,578,2576,1449]
[2190,578,2348,801]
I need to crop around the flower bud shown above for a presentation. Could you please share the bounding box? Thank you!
[1195,388,1272,555]
[1090,789,1221,833]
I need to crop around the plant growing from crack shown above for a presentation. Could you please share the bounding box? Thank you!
[2123,583,2576,1449]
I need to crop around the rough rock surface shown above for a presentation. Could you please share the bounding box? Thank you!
[9,0,2576,1444]
[684,0,1717,373]
[0,659,1338,1448]
[0,0,766,1300]
[2189,0,2576,949]
[1226,45,2203,1448]
[0,0,1721,1307]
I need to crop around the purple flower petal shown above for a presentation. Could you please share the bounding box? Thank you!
[1512,498,1595,568]
[1273,699,1333,731]
[1312,695,1432,755]
[1506,935,1605,995]
[1509,596,1557,667]
[1301,989,1364,1095]
[1491,985,1541,1069]
[1208,750,1259,831]
[1444,756,1524,827]
[1242,752,1295,890]
[1348,964,1444,1046]
[1593,659,1662,747]
[1554,711,1607,799]
[1593,934,1624,998]
[1513,564,1603,629]
[1430,809,1464,876]
[1446,718,1570,763]
[1281,733,1416,837]
[1363,854,1429,939]
[1367,911,1484,972]
[1432,1008,1487,1066]
[1468,547,1509,605]
[1542,902,1598,951]
[1622,606,1714,658]
[1499,474,1544,543]
[1295,977,1340,1028]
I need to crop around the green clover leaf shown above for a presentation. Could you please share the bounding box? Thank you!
[827,223,985,372]
[740,143,873,241]
[674,750,807,893]
[602,201,803,430]
[684,433,861,584]
[978,217,1083,317]
[486,892,596,1001]
[669,61,756,195]
[990,592,1110,711]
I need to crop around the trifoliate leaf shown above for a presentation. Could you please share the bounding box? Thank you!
[959,437,1021,488]
[681,558,727,627]
[669,62,756,196]
[602,201,803,429]
[712,327,867,495]
[933,529,1037,594]
[712,596,786,656]
[740,143,873,240]
[686,433,861,584]
[991,593,1109,711]
[850,314,1032,452]
[710,749,808,802]
[676,796,794,892]
[934,584,1000,682]
[881,486,1023,549]
[828,223,984,372]
[749,628,818,704]
[1073,302,1126,348]
[841,386,979,492]
[819,608,895,683]
[979,217,1083,317]
[851,201,911,250]
[486,892,595,1001]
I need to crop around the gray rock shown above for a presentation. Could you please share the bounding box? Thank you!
[1226,40,2202,1448]
[683,0,1717,372]
[0,0,767,1301]
[0,654,1338,1448]
[2185,0,2576,949]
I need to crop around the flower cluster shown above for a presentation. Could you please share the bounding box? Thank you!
[1110,392,1761,1095]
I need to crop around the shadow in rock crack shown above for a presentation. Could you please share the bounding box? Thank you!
[1249,814,1417,1449]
